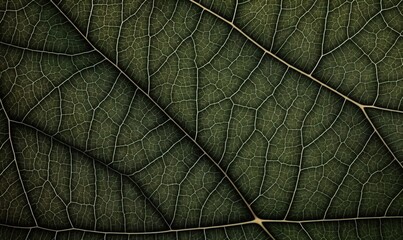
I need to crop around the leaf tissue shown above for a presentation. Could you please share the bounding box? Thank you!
[1,0,403,239]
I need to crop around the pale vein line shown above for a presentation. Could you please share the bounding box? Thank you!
[261,215,403,223]
[310,0,329,74]
[0,152,14,176]
[386,187,403,216]
[300,223,314,240]
[85,0,94,37]
[365,105,403,114]
[146,0,154,94]
[361,106,402,167]
[0,41,96,56]
[115,0,124,64]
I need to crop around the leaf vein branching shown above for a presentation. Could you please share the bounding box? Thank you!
[48,0,263,232]
[1,1,402,238]
[9,120,172,230]
[300,223,314,240]
[0,98,38,226]
[188,0,403,170]
[284,86,324,218]
[323,131,375,218]
[20,60,107,123]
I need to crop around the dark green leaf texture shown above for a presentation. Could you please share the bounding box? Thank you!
[1,0,403,239]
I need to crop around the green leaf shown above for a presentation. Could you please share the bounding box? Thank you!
[1,0,402,239]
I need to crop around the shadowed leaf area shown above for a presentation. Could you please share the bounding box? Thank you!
[1,0,403,239]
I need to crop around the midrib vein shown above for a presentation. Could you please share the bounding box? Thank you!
[189,0,402,167]
[1,216,402,235]
[47,0,261,232]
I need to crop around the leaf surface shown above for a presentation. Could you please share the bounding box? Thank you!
[1,0,402,239]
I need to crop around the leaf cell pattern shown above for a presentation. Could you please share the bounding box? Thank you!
[0,0,402,239]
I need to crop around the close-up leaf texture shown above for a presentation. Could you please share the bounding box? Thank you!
[1,0,403,239]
